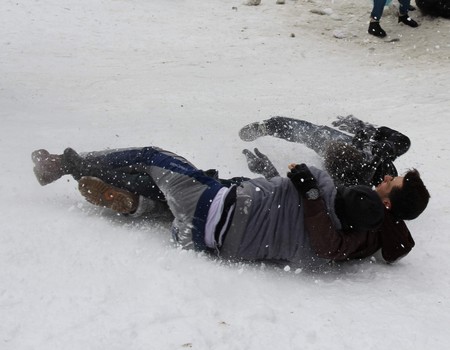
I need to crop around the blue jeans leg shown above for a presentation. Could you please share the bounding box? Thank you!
[371,0,388,20]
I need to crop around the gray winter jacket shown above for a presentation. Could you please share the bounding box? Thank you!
[221,167,340,264]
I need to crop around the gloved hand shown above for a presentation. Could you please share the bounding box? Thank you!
[242,148,280,179]
[332,115,377,136]
[287,164,319,200]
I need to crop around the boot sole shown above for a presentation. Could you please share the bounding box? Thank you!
[78,177,138,214]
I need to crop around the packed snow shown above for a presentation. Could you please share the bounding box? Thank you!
[1,0,449,349]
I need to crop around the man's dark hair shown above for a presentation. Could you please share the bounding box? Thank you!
[389,169,430,220]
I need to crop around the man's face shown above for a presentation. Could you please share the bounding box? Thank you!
[375,175,404,199]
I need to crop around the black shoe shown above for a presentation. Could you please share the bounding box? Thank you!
[31,147,86,185]
[398,15,418,27]
[368,21,387,38]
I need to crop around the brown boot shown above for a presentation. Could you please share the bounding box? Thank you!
[78,176,139,214]
[31,149,69,186]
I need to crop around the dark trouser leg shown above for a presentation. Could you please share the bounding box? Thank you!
[371,0,387,20]
[263,117,353,156]
[72,146,224,250]
[66,148,248,202]
[398,0,412,15]
[63,147,166,200]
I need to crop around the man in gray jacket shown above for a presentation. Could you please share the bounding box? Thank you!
[32,146,387,268]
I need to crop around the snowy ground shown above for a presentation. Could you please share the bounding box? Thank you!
[1,0,450,349]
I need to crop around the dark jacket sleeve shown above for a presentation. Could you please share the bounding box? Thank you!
[374,126,411,158]
[303,198,378,261]
[303,199,415,263]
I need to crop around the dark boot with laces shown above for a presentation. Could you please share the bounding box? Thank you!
[398,15,418,27]
[31,149,72,186]
[368,21,386,38]
[31,147,83,186]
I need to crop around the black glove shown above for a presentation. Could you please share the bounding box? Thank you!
[332,115,377,136]
[242,148,280,179]
[287,164,319,200]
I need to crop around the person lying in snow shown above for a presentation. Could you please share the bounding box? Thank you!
[239,115,410,188]
[239,115,430,262]
[31,142,429,268]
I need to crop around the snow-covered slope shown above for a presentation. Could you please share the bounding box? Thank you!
[1,1,449,349]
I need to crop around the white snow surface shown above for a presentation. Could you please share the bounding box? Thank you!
[1,0,450,349]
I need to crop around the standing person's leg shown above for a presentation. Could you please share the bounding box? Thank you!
[239,116,353,156]
[368,0,388,37]
[398,0,419,26]
[370,0,386,22]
